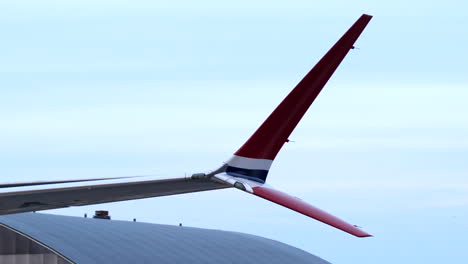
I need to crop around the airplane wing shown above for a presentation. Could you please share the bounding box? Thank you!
[0,14,373,237]
[0,176,230,214]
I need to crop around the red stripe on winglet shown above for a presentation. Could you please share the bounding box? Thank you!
[235,14,372,160]
[253,186,372,237]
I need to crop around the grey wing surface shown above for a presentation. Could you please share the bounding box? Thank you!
[0,176,230,215]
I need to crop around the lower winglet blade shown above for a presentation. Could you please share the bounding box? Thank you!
[252,186,372,237]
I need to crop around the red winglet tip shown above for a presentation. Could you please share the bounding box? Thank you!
[355,231,373,238]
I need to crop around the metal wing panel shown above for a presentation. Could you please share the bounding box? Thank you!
[0,176,230,215]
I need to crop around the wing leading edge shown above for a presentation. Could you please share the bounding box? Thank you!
[1,14,373,237]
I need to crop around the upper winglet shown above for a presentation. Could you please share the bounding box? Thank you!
[234,14,372,161]
[223,14,373,183]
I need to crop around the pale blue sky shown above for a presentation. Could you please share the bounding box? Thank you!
[1,1,467,263]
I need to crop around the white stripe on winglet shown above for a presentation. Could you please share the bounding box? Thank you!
[226,155,273,171]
